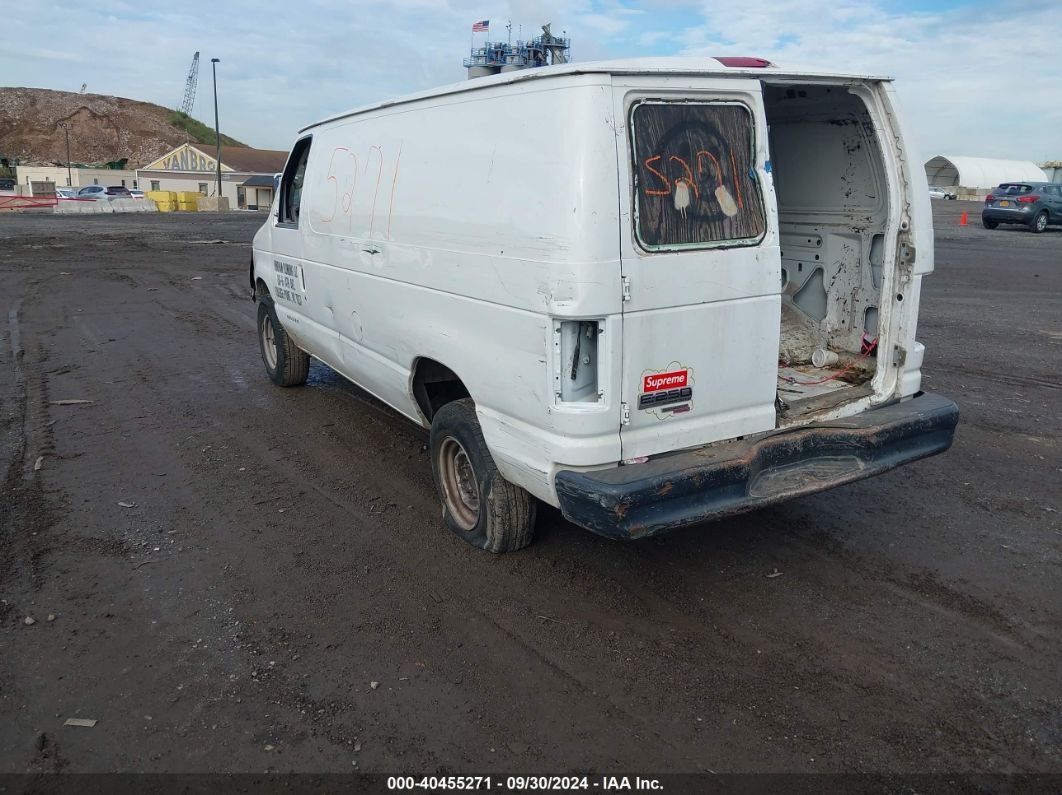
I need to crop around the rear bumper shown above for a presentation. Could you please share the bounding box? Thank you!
[982,207,1035,223]
[554,392,958,540]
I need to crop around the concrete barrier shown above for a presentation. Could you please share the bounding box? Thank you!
[54,197,158,214]
[196,196,230,212]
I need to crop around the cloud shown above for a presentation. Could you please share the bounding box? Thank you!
[0,0,1057,163]
[673,0,1061,161]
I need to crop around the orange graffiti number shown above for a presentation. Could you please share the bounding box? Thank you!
[643,155,671,196]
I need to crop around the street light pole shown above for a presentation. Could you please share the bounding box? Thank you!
[58,122,72,187]
[211,58,222,211]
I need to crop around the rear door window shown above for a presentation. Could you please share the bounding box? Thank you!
[629,100,765,251]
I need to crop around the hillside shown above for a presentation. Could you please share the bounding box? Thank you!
[0,87,247,168]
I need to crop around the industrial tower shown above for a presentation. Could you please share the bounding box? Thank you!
[463,23,571,79]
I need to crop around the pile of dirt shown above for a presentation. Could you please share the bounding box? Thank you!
[0,86,246,168]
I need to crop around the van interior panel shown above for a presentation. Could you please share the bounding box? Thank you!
[763,83,889,418]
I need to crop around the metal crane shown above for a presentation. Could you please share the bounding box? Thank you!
[179,52,200,115]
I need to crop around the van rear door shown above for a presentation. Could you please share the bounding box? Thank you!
[612,76,781,460]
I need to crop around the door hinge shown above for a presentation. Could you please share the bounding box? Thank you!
[621,276,632,303]
[621,402,631,425]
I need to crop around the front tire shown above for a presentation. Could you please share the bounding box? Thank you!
[1030,210,1048,233]
[429,399,536,553]
[982,218,998,229]
[257,296,309,387]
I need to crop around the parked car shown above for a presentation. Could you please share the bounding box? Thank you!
[983,182,1062,233]
[251,57,957,552]
[76,185,132,200]
[129,189,145,199]
[55,187,76,199]
[928,186,956,200]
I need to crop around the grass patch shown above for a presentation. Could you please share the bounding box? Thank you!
[168,111,246,148]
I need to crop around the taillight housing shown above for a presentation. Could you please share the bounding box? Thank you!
[1016,195,1039,204]
[985,194,994,202]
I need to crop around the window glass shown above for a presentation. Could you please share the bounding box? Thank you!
[630,101,765,250]
[280,138,312,226]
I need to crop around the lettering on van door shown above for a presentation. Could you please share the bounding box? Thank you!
[630,101,766,250]
[318,143,403,239]
[273,259,305,307]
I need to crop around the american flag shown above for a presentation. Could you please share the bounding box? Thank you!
[472,19,489,32]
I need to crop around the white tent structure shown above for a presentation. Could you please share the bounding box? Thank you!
[925,155,1047,190]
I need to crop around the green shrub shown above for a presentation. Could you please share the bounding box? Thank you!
[168,111,245,148]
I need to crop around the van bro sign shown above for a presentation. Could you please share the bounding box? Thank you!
[161,147,217,173]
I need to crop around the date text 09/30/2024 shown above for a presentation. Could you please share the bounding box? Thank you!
[387,776,663,791]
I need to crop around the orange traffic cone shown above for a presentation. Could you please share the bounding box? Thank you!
[960,210,968,225]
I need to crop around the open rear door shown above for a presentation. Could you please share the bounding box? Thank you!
[612,75,781,461]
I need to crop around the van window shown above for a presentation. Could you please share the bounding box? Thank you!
[279,137,312,226]
[630,101,765,251]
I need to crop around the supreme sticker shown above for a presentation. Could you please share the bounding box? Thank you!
[643,370,688,392]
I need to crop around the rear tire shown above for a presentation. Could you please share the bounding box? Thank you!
[982,219,998,229]
[1030,210,1048,233]
[257,296,309,387]
[429,398,536,553]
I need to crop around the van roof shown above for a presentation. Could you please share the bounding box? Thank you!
[300,56,893,133]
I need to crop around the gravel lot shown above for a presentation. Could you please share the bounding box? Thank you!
[1,201,1059,779]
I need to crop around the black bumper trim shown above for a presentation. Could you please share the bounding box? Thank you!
[554,392,959,540]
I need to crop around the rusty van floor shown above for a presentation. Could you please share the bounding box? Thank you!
[0,206,1059,779]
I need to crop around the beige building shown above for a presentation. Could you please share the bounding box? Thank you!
[137,143,287,210]
[15,164,138,191]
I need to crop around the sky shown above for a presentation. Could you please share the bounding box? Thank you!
[4,0,1059,163]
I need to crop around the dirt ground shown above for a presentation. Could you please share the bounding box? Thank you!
[1,201,1059,779]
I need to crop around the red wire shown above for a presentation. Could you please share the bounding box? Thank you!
[782,338,879,386]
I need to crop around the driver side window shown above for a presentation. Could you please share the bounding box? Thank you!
[279,137,312,226]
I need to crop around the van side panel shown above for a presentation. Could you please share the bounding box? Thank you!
[287,76,624,504]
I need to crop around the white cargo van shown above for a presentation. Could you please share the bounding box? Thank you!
[251,57,958,552]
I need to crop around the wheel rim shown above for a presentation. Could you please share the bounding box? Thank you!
[437,436,480,531]
[261,314,278,371]
[1036,213,1047,231]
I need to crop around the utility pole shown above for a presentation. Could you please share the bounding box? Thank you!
[211,58,222,210]
[58,122,72,187]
